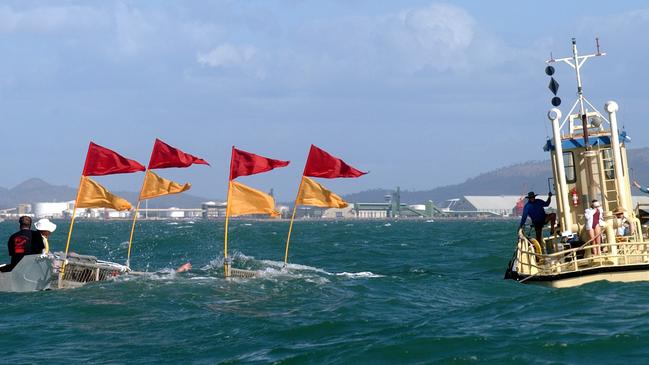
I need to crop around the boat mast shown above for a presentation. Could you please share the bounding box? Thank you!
[573,39,589,147]
[547,38,606,202]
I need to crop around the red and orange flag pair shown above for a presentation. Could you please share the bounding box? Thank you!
[126,139,209,267]
[296,145,366,208]
[77,142,145,211]
[226,147,289,217]
[140,139,209,200]
[283,145,366,264]
[65,142,146,269]
[223,147,290,276]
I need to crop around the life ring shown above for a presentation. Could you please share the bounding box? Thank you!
[529,238,543,256]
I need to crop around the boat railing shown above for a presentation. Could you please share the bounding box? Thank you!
[516,232,649,276]
[55,253,130,289]
[228,267,258,278]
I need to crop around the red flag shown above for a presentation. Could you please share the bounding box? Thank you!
[148,139,210,169]
[303,145,366,178]
[83,142,145,176]
[230,147,290,180]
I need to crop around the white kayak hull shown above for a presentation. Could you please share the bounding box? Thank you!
[0,255,54,292]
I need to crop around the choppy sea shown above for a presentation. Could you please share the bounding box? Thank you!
[1,219,649,364]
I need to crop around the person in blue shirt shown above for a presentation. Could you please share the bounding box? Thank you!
[519,191,555,244]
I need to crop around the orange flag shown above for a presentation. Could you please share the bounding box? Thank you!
[229,181,279,217]
[77,176,132,211]
[296,176,348,208]
[140,170,191,200]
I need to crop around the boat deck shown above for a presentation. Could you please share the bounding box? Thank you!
[509,232,649,287]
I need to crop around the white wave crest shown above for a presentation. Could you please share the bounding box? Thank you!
[259,259,330,275]
[335,271,385,278]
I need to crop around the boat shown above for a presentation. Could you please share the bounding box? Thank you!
[0,254,53,292]
[505,38,649,288]
[0,251,131,292]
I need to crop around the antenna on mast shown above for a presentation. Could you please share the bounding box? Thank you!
[545,37,607,120]
[545,38,608,203]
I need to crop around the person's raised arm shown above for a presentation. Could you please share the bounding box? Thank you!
[544,192,553,207]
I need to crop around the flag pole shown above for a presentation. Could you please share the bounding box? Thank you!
[59,143,94,286]
[59,175,84,286]
[283,176,305,266]
[126,139,157,269]
[126,165,149,268]
[126,199,142,268]
[223,182,233,278]
[224,147,235,278]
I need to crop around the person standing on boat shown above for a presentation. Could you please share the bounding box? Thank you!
[0,216,45,272]
[519,191,555,244]
[584,200,604,255]
[34,218,56,254]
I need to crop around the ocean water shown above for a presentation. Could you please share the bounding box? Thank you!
[1,219,649,364]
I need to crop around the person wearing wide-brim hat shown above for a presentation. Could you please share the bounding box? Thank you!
[525,192,538,199]
[35,218,57,254]
[612,207,635,237]
[519,191,555,246]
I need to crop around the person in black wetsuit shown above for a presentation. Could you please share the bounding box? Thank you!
[0,216,45,273]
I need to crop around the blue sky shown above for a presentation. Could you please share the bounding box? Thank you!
[2,1,649,200]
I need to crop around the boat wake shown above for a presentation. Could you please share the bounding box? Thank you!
[128,251,385,283]
[101,247,388,289]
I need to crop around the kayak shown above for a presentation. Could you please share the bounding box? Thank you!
[0,254,54,292]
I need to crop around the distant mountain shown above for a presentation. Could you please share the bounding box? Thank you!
[0,178,217,209]
[0,178,76,208]
[343,160,549,205]
[344,147,649,205]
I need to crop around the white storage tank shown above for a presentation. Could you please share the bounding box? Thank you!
[34,201,72,218]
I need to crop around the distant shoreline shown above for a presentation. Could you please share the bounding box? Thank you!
[3,216,519,223]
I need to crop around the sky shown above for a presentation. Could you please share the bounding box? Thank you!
[2,0,649,201]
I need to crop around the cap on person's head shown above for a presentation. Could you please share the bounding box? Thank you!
[18,216,32,227]
[526,191,538,199]
[35,218,57,233]
[613,207,625,216]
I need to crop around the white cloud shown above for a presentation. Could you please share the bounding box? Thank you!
[197,43,257,68]
[279,3,498,80]
[385,3,476,72]
[0,5,106,33]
